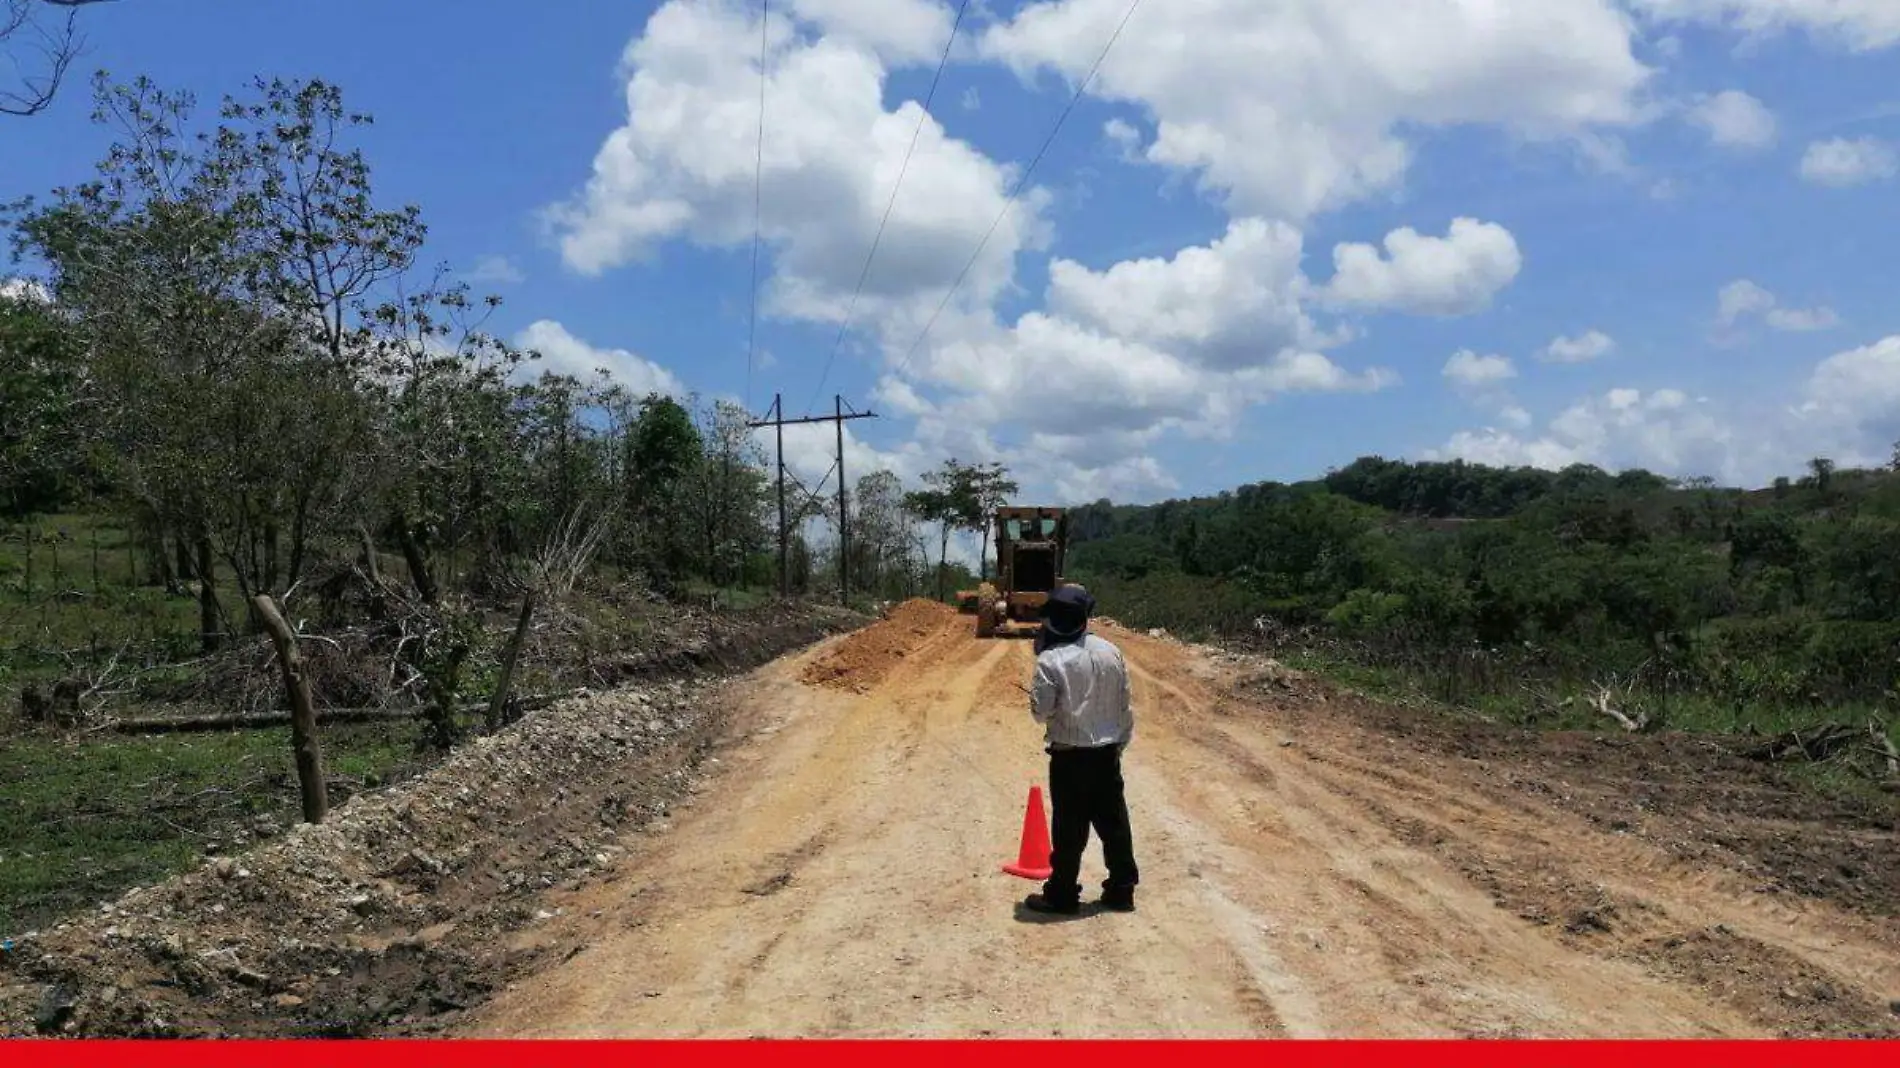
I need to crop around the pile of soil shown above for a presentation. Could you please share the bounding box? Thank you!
[0,602,863,1038]
[798,599,957,695]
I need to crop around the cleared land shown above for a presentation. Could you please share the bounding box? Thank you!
[447,600,1900,1039]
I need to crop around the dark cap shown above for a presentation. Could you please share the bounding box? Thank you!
[1038,584,1095,636]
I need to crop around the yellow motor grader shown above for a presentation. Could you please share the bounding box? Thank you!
[956,506,1070,638]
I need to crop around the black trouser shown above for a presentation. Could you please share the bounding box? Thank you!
[1042,744,1138,904]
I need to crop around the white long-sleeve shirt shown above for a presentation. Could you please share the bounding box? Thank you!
[1029,633,1134,750]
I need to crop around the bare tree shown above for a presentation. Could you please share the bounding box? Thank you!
[2,0,114,118]
[485,502,614,730]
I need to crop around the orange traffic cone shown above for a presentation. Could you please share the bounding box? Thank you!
[1002,785,1054,881]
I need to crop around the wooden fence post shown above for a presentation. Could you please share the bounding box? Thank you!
[252,594,328,823]
[485,587,538,731]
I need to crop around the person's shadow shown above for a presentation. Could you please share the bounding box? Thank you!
[1011,901,1104,924]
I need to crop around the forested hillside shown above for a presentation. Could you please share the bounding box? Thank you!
[1067,455,1900,751]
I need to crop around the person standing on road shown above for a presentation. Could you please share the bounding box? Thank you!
[1023,584,1139,915]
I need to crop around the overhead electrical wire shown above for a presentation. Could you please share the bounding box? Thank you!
[745,0,770,413]
[885,0,1144,388]
[802,0,976,417]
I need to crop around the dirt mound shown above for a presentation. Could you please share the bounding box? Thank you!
[799,598,958,695]
[0,603,862,1038]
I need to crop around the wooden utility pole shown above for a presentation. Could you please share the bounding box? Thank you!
[748,395,876,602]
[776,394,787,597]
[835,395,848,607]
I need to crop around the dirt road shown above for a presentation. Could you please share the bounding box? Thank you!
[451,601,1900,1039]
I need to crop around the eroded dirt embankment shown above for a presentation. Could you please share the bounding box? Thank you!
[0,602,863,1038]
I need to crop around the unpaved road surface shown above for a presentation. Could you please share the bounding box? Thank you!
[451,601,1900,1039]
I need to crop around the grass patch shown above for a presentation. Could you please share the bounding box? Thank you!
[0,720,421,938]
[1280,646,1899,807]
[1,513,206,689]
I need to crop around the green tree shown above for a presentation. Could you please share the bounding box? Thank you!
[0,289,88,514]
[225,76,425,367]
[12,75,305,646]
[904,474,966,602]
[962,461,1018,579]
[685,396,769,587]
[1807,456,1836,495]
[851,470,912,599]
[624,392,701,587]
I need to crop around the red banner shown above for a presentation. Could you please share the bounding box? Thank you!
[4,1040,1899,1068]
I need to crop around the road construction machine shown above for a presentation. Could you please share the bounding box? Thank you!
[958,506,1071,638]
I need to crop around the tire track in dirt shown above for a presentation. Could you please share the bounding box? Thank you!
[1113,644,1731,1036]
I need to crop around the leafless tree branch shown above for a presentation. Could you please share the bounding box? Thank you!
[1,0,116,118]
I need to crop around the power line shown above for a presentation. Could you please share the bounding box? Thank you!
[747,398,877,603]
[803,0,974,417]
[886,0,1144,387]
[745,0,770,413]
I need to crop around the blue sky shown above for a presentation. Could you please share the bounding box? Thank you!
[5,0,1900,507]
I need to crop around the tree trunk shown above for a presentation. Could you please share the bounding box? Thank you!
[937,523,951,602]
[149,522,176,591]
[263,520,281,595]
[196,534,222,653]
[171,533,191,596]
[486,587,538,731]
[357,524,388,620]
[358,524,383,587]
[395,517,438,604]
[980,525,990,581]
[288,491,314,591]
[251,593,328,824]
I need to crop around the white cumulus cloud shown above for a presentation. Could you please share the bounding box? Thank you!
[546,0,1047,337]
[1431,387,1745,479]
[1630,0,1900,52]
[546,0,1663,504]
[1686,90,1776,149]
[785,0,955,66]
[1715,279,1838,333]
[1443,350,1517,388]
[1800,137,1899,187]
[1045,217,1331,370]
[1102,117,1141,156]
[1543,329,1618,363]
[1796,335,1900,460]
[515,320,685,397]
[1431,334,1900,484]
[981,0,1651,222]
[885,219,1396,487]
[466,255,526,285]
[1323,218,1523,316]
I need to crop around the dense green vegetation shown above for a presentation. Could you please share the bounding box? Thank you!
[1067,455,1900,747]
